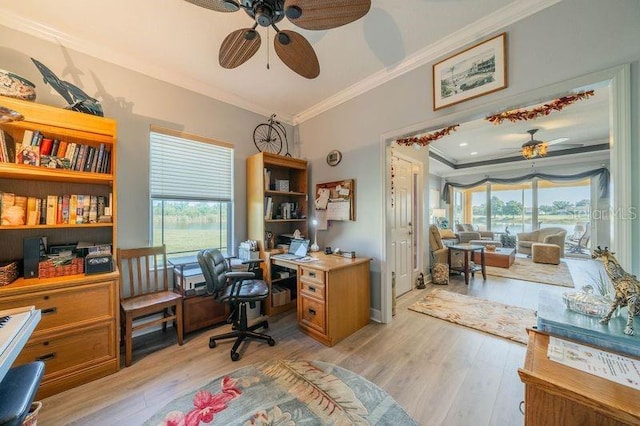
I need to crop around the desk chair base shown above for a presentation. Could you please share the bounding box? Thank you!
[209,301,275,361]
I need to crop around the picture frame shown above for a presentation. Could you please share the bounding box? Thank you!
[433,32,507,111]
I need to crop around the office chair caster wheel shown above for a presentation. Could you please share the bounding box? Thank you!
[268,338,276,346]
[230,351,240,361]
[209,339,217,349]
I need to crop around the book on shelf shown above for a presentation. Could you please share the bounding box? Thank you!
[69,194,78,224]
[39,196,46,225]
[56,195,63,224]
[16,144,39,166]
[57,140,68,158]
[83,146,95,172]
[82,195,90,223]
[61,194,70,224]
[74,144,86,171]
[26,196,38,226]
[0,130,12,162]
[264,196,273,220]
[12,195,27,225]
[45,195,57,225]
[0,191,15,219]
[50,139,60,157]
[65,142,76,162]
[96,143,105,173]
[71,144,81,169]
[39,138,53,156]
[76,194,84,224]
[88,195,98,223]
[21,130,33,147]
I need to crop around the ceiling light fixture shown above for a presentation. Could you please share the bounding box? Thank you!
[521,129,548,160]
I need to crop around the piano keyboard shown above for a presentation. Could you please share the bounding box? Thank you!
[0,309,32,360]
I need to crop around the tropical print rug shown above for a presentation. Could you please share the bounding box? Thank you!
[485,257,575,288]
[408,289,537,344]
[145,359,416,425]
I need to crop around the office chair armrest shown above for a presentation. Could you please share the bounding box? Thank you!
[242,258,264,265]
[226,271,256,279]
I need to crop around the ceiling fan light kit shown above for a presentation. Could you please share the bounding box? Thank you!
[185,0,371,78]
[521,129,548,160]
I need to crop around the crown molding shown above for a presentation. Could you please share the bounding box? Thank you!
[0,1,559,127]
[0,8,295,124]
[292,0,562,125]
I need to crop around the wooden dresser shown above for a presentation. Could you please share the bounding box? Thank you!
[518,329,640,425]
[0,272,119,398]
[272,252,370,347]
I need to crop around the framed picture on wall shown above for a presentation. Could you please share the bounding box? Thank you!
[433,32,507,110]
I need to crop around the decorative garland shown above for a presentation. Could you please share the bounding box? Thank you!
[485,90,595,125]
[395,125,460,147]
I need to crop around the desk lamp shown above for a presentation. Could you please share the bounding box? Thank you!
[310,219,320,252]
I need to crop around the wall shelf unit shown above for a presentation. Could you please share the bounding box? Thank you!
[0,96,119,398]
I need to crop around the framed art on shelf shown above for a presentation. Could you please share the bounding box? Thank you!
[433,32,507,111]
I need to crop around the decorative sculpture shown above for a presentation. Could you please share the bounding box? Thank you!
[31,58,103,116]
[591,246,640,335]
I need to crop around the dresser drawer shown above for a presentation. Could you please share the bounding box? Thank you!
[16,322,115,377]
[0,282,114,334]
[300,281,325,301]
[300,266,324,285]
[299,296,325,333]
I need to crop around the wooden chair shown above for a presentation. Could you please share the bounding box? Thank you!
[117,245,183,367]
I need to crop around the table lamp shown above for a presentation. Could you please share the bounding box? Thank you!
[310,219,320,252]
[432,208,446,227]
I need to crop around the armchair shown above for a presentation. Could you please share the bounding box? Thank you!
[197,248,275,361]
[429,225,448,264]
[517,227,567,257]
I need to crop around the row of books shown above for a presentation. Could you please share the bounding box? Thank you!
[0,191,113,227]
[0,129,112,174]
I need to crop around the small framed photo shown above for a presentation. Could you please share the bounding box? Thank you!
[326,150,342,166]
[433,32,507,111]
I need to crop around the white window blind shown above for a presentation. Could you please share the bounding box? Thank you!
[150,130,233,201]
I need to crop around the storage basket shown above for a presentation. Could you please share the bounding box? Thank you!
[38,257,84,278]
[272,285,291,307]
[22,401,42,426]
[0,260,19,286]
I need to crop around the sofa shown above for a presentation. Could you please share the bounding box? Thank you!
[517,227,567,258]
[455,223,494,243]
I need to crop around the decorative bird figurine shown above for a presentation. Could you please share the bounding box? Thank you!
[31,58,103,116]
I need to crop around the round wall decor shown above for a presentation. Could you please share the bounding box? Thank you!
[326,150,342,166]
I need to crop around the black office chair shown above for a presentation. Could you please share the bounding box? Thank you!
[197,249,275,361]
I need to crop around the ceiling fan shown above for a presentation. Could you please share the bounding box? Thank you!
[184,0,371,79]
[519,128,578,159]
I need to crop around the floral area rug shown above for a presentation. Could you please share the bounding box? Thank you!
[408,289,537,344]
[485,257,574,288]
[145,359,416,425]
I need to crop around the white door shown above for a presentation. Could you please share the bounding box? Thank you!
[391,155,413,296]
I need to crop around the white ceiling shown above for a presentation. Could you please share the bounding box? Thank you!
[0,0,561,124]
[427,84,611,177]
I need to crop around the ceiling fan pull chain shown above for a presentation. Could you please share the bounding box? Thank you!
[266,27,270,70]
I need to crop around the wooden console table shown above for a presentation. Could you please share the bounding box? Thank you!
[271,252,370,346]
[518,329,640,425]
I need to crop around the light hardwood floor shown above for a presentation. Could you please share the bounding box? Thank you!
[39,258,596,426]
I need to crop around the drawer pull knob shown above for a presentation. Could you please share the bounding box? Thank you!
[308,308,316,315]
[42,307,57,315]
[309,286,316,292]
[308,272,316,278]
[36,352,56,362]
[43,296,50,300]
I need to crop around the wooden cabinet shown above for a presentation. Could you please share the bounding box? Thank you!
[247,152,308,315]
[518,330,640,425]
[272,253,371,346]
[0,97,119,397]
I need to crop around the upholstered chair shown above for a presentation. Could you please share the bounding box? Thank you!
[429,225,448,265]
[517,227,567,257]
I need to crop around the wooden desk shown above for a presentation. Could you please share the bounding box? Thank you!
[271,253,370,346]
[518,329,640,425]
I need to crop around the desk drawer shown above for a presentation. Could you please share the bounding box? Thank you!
[300,267,324,285]
[16,322,114,376]
[300,281,325,301]
[299,296,325,333]
[0,282,114,334]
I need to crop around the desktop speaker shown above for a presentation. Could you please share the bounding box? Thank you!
[23,237,43,279]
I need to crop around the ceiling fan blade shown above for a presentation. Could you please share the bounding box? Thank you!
[219,28,261,69]
[547,137,570,146]
[274,30,320,79]
[284,0,371,30]
[184,0,239,12]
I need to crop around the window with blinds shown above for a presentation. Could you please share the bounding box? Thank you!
[149,127,234,256]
